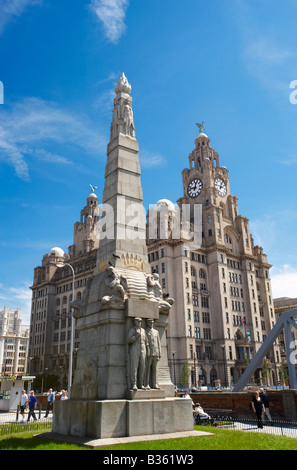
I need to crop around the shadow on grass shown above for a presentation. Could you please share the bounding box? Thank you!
[0,435,87,451]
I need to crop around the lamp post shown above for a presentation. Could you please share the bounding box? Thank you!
[56,261,75,399]
[193,353,197,389]
[221,344,227,388]
[172,352,176,387]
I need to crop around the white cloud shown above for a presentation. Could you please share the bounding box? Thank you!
[250,210,297,299]
[279,154,297,166]
[0,97,107,180]
[0,0,43,34]
[230,0,296,92]
[244,37,293,64]
[271,265,297,299]
[93,88,115,113]
[0,127,29,180]
[140,150,166,168]
[90,0,129,43]
[242,37,295,90]
[250,215,277,255]
[0,282,32,325]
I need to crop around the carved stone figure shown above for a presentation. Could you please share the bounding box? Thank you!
[110,73,136,140]
[101,266,128,309]
[146,272,162,300]
[145,319,161,389]
[127,317,148,390]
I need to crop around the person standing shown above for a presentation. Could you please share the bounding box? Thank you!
[27,390,37,422]
[20,389,28,422]
[259,388,272,423]
[45,388,55,417]
[251,390,265,428]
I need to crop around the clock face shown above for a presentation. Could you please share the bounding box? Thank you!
[214,177,227,197]
[187,178,203,198]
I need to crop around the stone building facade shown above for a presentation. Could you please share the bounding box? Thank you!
[28,127,281,390]
[28,193,99,389]
[146,130,281,388]
[0,306,29,377]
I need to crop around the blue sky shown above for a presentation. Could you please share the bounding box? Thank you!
[1,0,297,324]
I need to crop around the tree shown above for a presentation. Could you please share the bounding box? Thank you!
[180,362,191,388]
[262,359,272,386]
[279,359,289,385]
[32,374,60,393]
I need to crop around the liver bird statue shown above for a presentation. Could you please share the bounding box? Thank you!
[196,122,205,134]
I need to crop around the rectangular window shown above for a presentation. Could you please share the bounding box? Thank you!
[201,296,209,308]
[202,312,210,323]
[203,328,211,340]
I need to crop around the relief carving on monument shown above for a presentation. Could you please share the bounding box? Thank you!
[127,317,162,391]
[72,266,175,320]
[146,272,175,313]
[127,317,148,391]
[101,266,128,310]
[145,319,161,390]
[110,73,136,140]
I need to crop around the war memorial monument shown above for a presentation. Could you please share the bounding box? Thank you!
[52,74,194,440]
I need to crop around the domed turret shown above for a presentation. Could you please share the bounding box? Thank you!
[155,198,176,212]
[49,247,65,257]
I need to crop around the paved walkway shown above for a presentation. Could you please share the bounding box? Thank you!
[0,411,52,423]
[225,421,297,439]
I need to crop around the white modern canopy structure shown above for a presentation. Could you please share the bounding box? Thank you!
[233,308,297,392]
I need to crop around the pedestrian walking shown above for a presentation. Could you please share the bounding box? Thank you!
[45,388,55,417]
[20,389,28,422]
[27,390,37,422]
[251,390,265,428]
[259,388,272,423]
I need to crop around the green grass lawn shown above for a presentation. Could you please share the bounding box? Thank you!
[0,425,297,450]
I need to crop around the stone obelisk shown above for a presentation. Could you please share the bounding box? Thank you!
[96,72,149,274]
[52,74,193,440]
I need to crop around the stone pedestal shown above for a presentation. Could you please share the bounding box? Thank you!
[127,389,165,400]
[53,398,193,439]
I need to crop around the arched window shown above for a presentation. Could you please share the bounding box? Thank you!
[210,369,217,385]
[234,330,244,341]
[225,234,232,244]
[199,269,206,279]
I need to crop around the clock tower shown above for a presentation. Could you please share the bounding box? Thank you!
[147,125,281,389]
[177,128,245,252]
